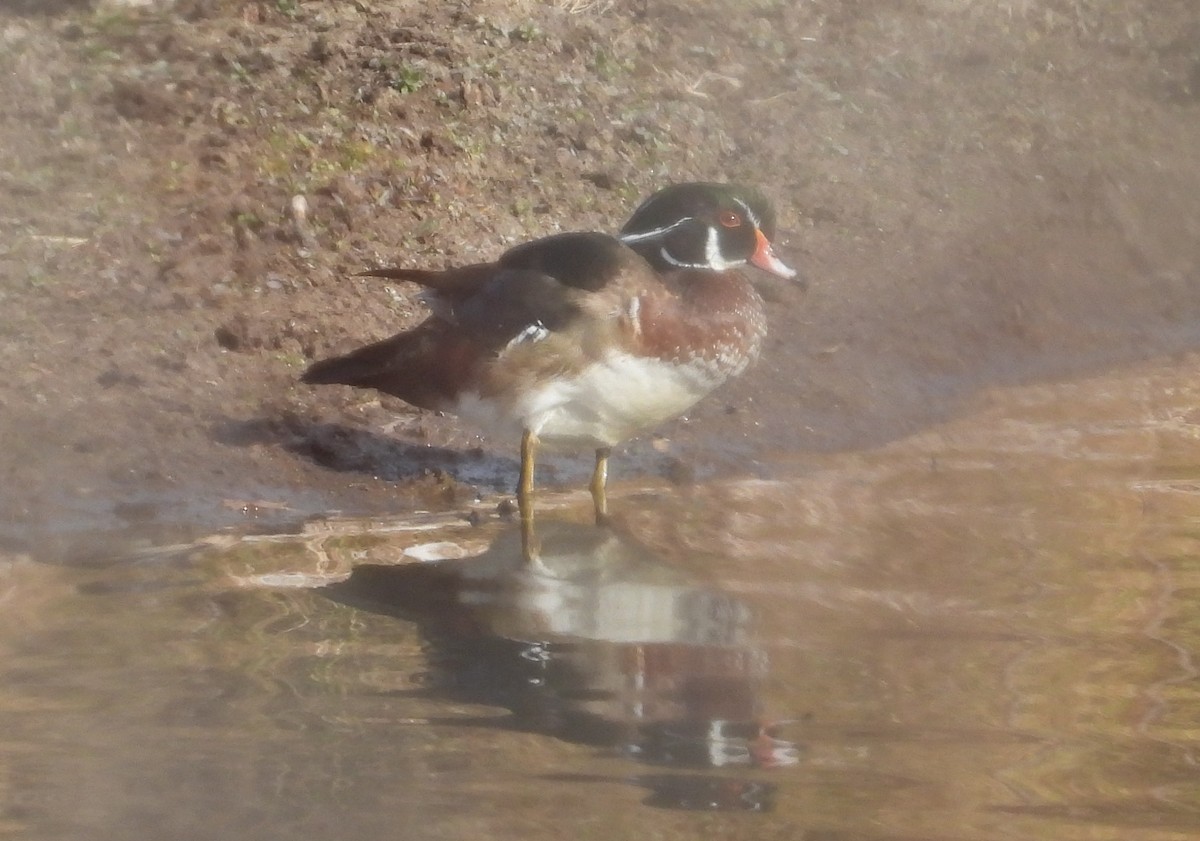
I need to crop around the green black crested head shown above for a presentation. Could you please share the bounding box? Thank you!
[618,182,797,279]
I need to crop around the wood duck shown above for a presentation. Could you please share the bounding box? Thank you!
[302,182,798,526]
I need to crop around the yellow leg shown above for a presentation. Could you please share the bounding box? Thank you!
[519,430,539,560]
[520,511,540,564]
[518,430,538,515]
[590,446,611,525]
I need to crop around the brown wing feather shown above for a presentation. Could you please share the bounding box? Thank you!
[357,231,639,298]
[306,233,664,410]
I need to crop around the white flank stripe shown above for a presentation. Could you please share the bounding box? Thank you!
[506,321,549,351]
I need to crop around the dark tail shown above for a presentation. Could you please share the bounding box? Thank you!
[301,332,415,387]
[301,354,367,386]
[301,322,469,411]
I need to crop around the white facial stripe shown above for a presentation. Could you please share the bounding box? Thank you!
[704,225,741,271]
[659,247,703,269]
[623,201,763,271]
[617,215,693,245]
[734,197,761,230]
[657,226,742,271]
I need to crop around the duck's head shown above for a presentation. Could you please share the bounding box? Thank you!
[618,182,797,280]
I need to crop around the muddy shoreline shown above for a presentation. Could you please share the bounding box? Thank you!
[2,1,1199,555]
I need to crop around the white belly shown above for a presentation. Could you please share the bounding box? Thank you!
[454,351,736,450]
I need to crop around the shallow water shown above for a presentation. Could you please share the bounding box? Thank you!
[4,355,1200,840]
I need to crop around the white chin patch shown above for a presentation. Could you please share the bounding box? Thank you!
[703,225,739,271]
[659,227,739,272]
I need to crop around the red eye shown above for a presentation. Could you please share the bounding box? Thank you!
[719,210,742,228]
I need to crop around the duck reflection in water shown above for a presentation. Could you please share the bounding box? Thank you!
[321,519,798,811]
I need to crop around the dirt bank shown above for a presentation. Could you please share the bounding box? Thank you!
[2,0,1199,554]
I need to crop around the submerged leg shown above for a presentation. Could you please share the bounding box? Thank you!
[519,430,539,560]
[590,446,611,525]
